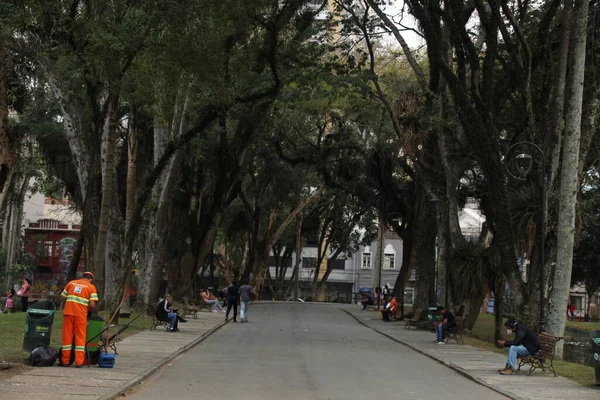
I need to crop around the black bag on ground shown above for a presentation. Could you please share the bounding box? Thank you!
[28,345,59,367]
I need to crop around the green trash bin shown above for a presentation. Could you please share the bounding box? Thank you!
[591,330,600,385]
[86,314,105,352]
[23,301,56,351]
[427,306,440,330]
[86,314,105,365]
[428,306,441,320]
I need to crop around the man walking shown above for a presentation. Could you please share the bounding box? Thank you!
[225,281,239,322]
[238,282,253,323]
[60,272,98,367]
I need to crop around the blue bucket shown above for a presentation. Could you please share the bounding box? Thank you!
[98,352,115,368]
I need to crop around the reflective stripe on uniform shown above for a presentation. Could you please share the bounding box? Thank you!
[65,295,89,306]
[62,345,72,350]
[90,293,99,301]
[74,346,85,352]
[61,290,68,298]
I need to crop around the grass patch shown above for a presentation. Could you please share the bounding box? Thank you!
[467,312,598,388]
[0,309,153,380]
[566,320,600,331]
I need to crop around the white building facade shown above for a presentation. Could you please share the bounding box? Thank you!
[268,230,408,303]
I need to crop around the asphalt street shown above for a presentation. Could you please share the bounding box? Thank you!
[126,303,507,400]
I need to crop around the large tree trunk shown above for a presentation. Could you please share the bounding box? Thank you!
[546,0,573,189]
[249,190,322,296]
[137,85,190,303]
[125,107,138,231]
[2,174,28,289]
[546,0,589,358]
[135,123,167,306]
[42,67,91,201]
[0,41,11,197]
[93,94,119,301]
[413,192,438,311]
[104,204,123,313]
[170,215,222,298]
[67,236,84,282]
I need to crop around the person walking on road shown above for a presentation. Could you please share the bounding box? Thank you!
[60,272,98,367]
[225,281,239,322]
[497,319,541,375]
[238,283,253,323]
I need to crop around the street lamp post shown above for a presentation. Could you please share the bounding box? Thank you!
[375,215,384,291]
[429,193,449,307]
[505,142,546,333]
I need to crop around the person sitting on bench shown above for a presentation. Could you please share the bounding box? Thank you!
[433,305,456,344]
[360,293,375,310]
[381,295,398,322]
[201,289,225,313]
[496,318,540,375]
[156,294,186,332]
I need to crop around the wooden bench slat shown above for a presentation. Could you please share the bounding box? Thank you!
[404,308,423,330]
[517,333,562,377]
[445,317,465,344]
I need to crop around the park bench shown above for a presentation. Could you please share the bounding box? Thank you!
[445,317,466,344]
[517,333,562,377]
[404,308,424,329]
[182,297,200,319]
[148,303,170,331]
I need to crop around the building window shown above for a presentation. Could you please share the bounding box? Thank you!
[269,256,293,268]
[362,253,371,269]
[302,257,317,269]
[328,259,345,270]
[43,240,54,257]
[384,253,395,269]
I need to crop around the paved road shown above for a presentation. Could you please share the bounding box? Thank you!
[127,304,507,400]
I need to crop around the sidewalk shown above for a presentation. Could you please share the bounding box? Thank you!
[344,308,599,400]
[0,311,226,400]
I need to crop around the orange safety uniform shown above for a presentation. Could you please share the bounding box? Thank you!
[60,278,99,366]
[387,298,398,314]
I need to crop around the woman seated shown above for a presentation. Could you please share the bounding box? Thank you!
[200,289,225,313]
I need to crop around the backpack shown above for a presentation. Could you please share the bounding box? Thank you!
[29,345,59,367]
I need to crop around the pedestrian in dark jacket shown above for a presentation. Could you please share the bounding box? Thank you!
[497,319,541,375]
[225,281,240,322]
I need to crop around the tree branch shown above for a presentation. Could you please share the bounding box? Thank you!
[363,0,429,94]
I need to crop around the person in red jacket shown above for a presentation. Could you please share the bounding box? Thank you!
[381,295,398,322]
[60,272,99,367]
[568,303,576,320]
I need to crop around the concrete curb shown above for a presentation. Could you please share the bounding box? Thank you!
[341,308,521,400]
[97,319,229,400]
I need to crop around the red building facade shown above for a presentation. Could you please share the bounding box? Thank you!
[23,219,84,295]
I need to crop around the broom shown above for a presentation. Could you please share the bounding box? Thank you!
[103,292,130,354]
